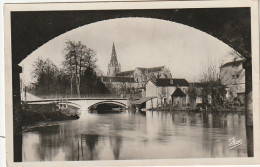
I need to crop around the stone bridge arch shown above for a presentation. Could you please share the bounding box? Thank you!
[87,100,127,110]
[68,99,128,111]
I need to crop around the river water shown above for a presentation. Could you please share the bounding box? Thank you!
[22,110,247,161]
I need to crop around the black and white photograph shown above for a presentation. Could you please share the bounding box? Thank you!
[4,1,260,166]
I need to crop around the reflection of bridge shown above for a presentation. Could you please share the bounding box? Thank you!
[25,97,128,111]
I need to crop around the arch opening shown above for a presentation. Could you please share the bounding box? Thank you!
[88,101,126,112]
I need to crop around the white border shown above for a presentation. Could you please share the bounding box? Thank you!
[3,1,260,166]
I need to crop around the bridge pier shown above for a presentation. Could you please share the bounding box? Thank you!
[243,58,253,157]
[13,64,23,162]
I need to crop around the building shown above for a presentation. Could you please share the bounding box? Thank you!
[102,43,172,95]
[116,66,172,88]
[220,59,245,105]
[145,78,190,109]
[107,43,121,76]
[101,76,139,95]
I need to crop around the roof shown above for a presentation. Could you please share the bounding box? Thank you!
[220,59,245,68]
[115,66,165,76]
[171,88,186,97]
[102,76,135,83]
[137,66,164,73]
[147,77,157,85]
[156,78,190,87]
[115,70,134,76]
[189,82,207,87]
[131,96,156,105]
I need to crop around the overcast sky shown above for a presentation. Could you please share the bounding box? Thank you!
[20,18,237,85]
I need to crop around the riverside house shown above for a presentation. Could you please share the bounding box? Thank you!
[145,78,190,109]
[219,59,245,105]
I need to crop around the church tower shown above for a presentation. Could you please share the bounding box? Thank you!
[107,42,121,76]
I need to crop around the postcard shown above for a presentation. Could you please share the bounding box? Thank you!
[4,0,260,166]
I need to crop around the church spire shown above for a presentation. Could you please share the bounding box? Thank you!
[107,42,121,76]
[110,42,119,65]
[112,42,116,57]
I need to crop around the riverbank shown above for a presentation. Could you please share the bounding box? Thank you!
[146,105,245,113]
[21,103,80,126]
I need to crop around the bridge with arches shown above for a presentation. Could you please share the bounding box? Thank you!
[25,96,129,111]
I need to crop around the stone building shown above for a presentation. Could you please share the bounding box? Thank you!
[145,78,190,109]
[220,59,245,105]
[102,43,172,95]
[116,66,172,88]
[101,76,139,95]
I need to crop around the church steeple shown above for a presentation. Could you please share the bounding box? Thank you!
[107,42,121,76]
[110,42,119,66]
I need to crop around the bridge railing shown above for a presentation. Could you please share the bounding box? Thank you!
[35,93,142,99]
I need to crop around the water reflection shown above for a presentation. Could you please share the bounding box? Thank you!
[22,111,247,161]
[81,134,100,160]
[109,136,122,160]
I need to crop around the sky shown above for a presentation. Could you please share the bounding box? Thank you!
[20,18,237,85]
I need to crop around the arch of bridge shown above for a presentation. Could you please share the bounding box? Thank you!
[11,7,251,66]
[68,99,128,111]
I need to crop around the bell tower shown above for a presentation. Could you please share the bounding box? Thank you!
[107,42,121,76]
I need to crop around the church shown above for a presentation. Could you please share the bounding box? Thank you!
[101,43,172,92]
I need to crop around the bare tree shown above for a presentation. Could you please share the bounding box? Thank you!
[200,61,226,109]
[63,40,98,97]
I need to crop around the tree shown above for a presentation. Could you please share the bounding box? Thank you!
[30,40,109,97]
[32,58,59,95]
[200,62,226,109]
[63,40,97,97]
[80,66,109,94]
[187,86,198,108]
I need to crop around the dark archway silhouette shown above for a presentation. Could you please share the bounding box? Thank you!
[88,101,127,110]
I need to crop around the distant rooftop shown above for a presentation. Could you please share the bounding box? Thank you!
[189,82,207,87]
[102,76,135,83]
[115,66,165,76]
[171,88,186,97]
[137,66,165,73]
[220,59,245,68]
[149,78,190,87]
[115,70,134,76]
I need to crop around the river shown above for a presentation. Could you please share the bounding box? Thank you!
[22,110,247,161]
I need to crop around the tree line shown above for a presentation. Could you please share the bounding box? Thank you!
[187,62,227,109]
[29,40,109,97]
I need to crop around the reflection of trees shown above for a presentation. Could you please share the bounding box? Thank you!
[81,134,100,160]
[34,125,73,161]
[32,121,102,161]
[200,113,247,157]
[109,136,122,160]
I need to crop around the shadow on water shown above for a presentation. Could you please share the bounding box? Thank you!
[89,110,124,114]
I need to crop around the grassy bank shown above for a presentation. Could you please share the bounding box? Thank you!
[21,103,80,126]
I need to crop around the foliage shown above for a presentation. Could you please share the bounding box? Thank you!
[187,86,198,107]
[30,40,110,96]
[32,58,59,95]
[63,40,97,97]
[80,66,109,94]
[199,62,226,108]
